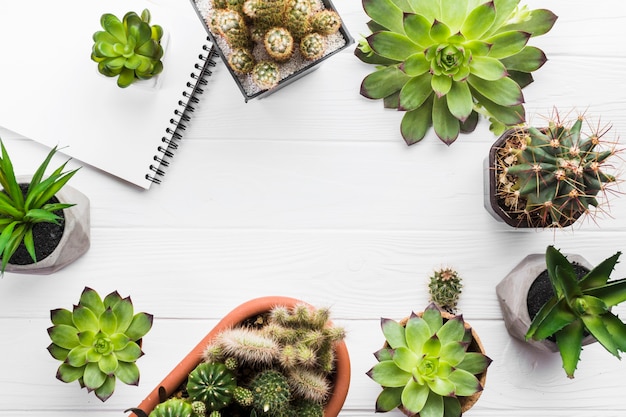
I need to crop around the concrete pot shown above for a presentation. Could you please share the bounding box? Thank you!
[496,253,596,352]
[4,176,90,274]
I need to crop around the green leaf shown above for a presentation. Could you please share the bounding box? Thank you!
[125,312,153,341]
[461,1,496,39]
[112,297,134,333]
[432,94,460,145]
[31,169,78,209]
[483,0,520,38]
[23,228,36,263]
[51,308,74,326]
[78,330,96,347]
[585,278,626,307]
[439,342,466,366]
[83,361,107,389]
[431,74,452,97]
[367,361,411,387]
[368,32,420,61]
[405,315,432,352]
[375,386,403,412]
[66,345,90,367]
[72,305,100,333]
[28,146,59,193]
[602,313,626,351]
[392,346,420,372]
[581,314,620,357]
[500,46,547,72]
[579,251,621,290]
[422,305,444,333]
[437,316,465,344]
[402,53,430,77]
[99,353,119,374]
[457,351,491,374]
[420,390,444,417]
[23,209,61,224]
[467,74,523,106]
[448,368,481,396]
[360,66,410,99]
[0,141,24,208]
[430,19,451,43]
[412,0,441,23]
[442,396,462,417]
[470,55,507,80]
[399,72,433,111]
[101,13,127,43]
[527,298,576,341]
[110,332,131,351]
[442,0,469,33]
[485,31,530,59]
[401,97,434,145]
[95,375,117,402]
[48,324,80,350]
[363,0,405,34]
[115,341,142,362]
[403,13,432,48]
[117,67,136,88]
[400,379,429,414]
[555,320,583,378]
[80,287,105,317]
[446,80,473,122]
[47,343,70,361]
[100,308,118,336]
[381,317,407,349]
[115,361,140,385]
[57,363,85,383]
[499,8,558,37]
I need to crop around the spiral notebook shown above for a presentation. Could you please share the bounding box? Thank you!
[0,0,215,189]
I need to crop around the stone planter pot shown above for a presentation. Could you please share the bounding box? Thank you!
[496,253,596,352]
[4,176,90,274]
[128,296,351,417]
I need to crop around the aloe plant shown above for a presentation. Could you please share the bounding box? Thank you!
[355,0,557,145]
[367,303,491,417]
[0,140,78,273]
[91,9,165,88]
[526,246,626,378]
[47,287,153,401]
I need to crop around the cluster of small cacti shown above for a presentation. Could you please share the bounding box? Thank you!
[207,0,342,89]
[428,267,463,313]
[148,303,344,417]
[494,112,620,227]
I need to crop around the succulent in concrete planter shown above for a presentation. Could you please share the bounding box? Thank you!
[127,296,351,417]
[485,110,621,228]
[497,246,626,378]
[0,140,89,274]
[367,303,490,417]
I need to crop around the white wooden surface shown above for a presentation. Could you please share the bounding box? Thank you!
[2,1,626,416]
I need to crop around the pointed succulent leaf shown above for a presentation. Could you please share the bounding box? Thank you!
[368,32,419,61]
[437,316,466,345]
[432,94,460,144]
[392,346,420,372]
[95,375,117,402]
[527,298,576,340]
[581,314,620,357]
[99,353,119,374]
[80,287,105,317]
[441,0,470,32]
[67,345,90,367]
[367,361,411,387]
[125,312,153,341]
[457,351,491,374]
[72,305,100,333]
[374,347,394,362]
[555,320,583,378]
[469,55,507,81]
[431,74,452,97]
[448,368,482,396]
[114,361,141,385]
[420,390,444,417]
[422,335,442,357]
[110,332,131,350]
[429,19,451,43]
[361,66,410,99]
[422,304,444,333]
[404,315,432,352]
[100,308,118,336]
[499,9,558,37]
[483,0,520,37]
[84,361,107,389]
[47,343,70,361]
[585,279,626,307]
[57,363,86,383]
[447,80,473,122]
[78,329,96,347]
[51,308,74,326]
[402,53,430,77]
[500,46,547,72]
[399,73,433,111]
[555,265,583,308]
[375,386,403,412]
[111,297,135,333]
[602,313,626,352]
[580,252,621,290]
[485,31,530,59]
[362,0,405,34]
[439,342,466,366]
[115,341,143,362]
[48,324,80,350]
[381,317,407,349]
[101,14,127,43]
[461,1,496,39]
[401,98,434,145]
[400,378,430,414]
[403,13,432,47]
[467,74,523,106]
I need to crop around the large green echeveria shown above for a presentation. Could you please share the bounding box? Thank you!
[356,0,557,145]
[47,287,153,401]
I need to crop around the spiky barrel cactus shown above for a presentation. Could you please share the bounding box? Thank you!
[228,48,256,74]
[428,267,463,313]
[249,370,291,415]
[149,398,193,417]
[47,287,153,401]
[187,362,237,411]
[356,0,557,145]
[215,9,250,48]
[264,27,295,62]
[91,9,164,88]
[252,61,280,90]
[310,10,341,35]
[496,113,620,227]
[300,33,325,60]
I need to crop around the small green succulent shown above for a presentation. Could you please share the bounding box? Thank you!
[428,267,463,313]
[494,111,620,228]
[148,398,193,417]
[0,140,78,273]
[47,287,153,401]
[187,362,237,411]
[91,9,165,88]
[526,246,626,378]
[355,0,557,145]
[367,303,491,417]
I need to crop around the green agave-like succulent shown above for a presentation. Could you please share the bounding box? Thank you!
[47,287,153,401]
[355,0,557,145]
[0,140,78,274]
[526,246,626,378]
[91,9,165,88]
[367,303,491,417]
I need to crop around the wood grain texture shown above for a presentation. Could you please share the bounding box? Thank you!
[1,0,626,416]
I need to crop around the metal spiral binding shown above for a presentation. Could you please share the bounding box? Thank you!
[146,41,218,185]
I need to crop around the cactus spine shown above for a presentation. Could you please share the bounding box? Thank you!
[428,267,463,313]
[250,370,291,415]
[186,362,237,411]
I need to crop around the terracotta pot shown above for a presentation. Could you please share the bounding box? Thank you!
[4,176,90,274]
[496,253,596,352]
[483,129,580,228]
[390,311,488,416]
[128,296,351,417]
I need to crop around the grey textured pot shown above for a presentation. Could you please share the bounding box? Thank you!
[496,253,596,353]
[4,176,90,274]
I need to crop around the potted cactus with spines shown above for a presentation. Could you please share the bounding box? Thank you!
[367,303,491,417]
[428,267,463,314]
[486,110,621,228]
[47,287,153,401]
[91,9,165,88]
[355,0,557,145]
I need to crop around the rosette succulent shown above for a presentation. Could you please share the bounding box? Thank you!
[47,287,153,401]
[0,140,78,274]
[91,9,165,88]
[367,304,491,417]
[526,246,626,378]
[356,0,557,145]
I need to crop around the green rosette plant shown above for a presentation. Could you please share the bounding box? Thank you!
[47,287,153,401]
[526,246,626,378]
[0,140,78,274]
[91,9,165,88]
[355,0,557,145]
[367,303,491,417]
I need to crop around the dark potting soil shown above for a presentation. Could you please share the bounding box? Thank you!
[1,184,65,266]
